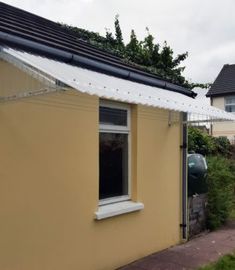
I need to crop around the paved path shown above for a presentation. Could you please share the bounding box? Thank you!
[119,221,235,270]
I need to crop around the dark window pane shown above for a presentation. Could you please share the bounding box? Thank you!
[100,106,127,126]
[99,133,128,200]
[225,105,235,112]
[226,97,235,104]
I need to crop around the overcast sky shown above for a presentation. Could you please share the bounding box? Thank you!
[2,0,235,84]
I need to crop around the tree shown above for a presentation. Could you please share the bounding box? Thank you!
[104,28,117,51]
[114,15,124,52]
[59,16,209,89]
[125,30,141,62]
[141,28,154,66]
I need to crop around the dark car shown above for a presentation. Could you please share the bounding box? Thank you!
[188,153,208,197]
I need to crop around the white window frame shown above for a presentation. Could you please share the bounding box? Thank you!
[99,100,131,206]
[225,96,235,114]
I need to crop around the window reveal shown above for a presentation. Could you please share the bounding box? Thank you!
[99,102,130,202]
[225,96,235,113]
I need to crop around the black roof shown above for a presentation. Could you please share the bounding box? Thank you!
[0,2,195,97]
[207,64,235,97]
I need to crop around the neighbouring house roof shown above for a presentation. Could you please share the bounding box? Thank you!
[0,2,235,122]
[206,64,235,97]
[0,1,194,98]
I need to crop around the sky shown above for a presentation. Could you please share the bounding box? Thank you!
[2,0,235,84]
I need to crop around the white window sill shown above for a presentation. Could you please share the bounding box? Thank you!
[95,201,144,220]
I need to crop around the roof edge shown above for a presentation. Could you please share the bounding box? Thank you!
[206,92,235,98]
[0,31,196,98]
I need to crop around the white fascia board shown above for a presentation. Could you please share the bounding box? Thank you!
[1,46,235,122]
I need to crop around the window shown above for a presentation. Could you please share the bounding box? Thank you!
[99,101,130,204]
[225,96,235,113]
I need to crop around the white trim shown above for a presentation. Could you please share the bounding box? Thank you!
[99,195,130,206]
[2,47,235,121]
[99,125,130,132]
[95,201,144,220]
[99,128,129,134]
[100,99,130,130]
[100,99,130,110]
[99,100,131,202]
[225,96,235,105]
[225,96,235,113]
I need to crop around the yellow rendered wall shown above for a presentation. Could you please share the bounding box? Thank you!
[212,97,235,141]
[0,60,47,97]
[0,62,182,270]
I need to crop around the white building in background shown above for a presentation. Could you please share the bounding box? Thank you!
[207,64,235,143]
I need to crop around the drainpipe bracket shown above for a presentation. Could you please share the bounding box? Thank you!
[180,143,187,149]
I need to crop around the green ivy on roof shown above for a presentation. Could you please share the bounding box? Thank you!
[60,16,208,90]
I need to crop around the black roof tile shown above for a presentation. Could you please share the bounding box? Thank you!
[0,1,195,97]
[207,64,235,97]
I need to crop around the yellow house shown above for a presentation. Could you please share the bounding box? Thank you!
[0,3,234,270]
[207,64,235,142]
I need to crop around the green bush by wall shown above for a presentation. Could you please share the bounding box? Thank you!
[206,156,235,230]
[188,127,231,158]
[188,127,235,230]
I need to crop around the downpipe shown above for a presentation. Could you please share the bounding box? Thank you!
[181,112,188,240]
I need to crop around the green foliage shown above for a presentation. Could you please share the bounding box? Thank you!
[206,156,235,230]
[188,127,235,230]
[59,17,209,89]
[114,15,124,52]
[229,208,235,219]
[125,30,142,63]
[188,127,231,158]
[190,83,212,90]
[199,254,235,270]
[213,136,231,158]
[188,127,215,156]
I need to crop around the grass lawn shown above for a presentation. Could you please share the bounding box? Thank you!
[198,254,235,270]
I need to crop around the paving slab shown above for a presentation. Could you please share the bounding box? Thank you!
[118,221,235,270]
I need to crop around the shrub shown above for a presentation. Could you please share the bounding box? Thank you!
[213,136,231,158]
[188,127,215,156]
[206,156,235,230]
[188,127,231,158]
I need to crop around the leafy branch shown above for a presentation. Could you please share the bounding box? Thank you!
[59,16,209,89]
